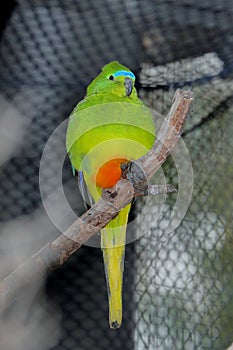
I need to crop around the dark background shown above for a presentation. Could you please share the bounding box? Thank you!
[0,1,233,349]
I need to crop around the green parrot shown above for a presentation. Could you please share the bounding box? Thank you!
[66,61,155,329]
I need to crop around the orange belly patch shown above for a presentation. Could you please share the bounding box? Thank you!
[95,158,128,188]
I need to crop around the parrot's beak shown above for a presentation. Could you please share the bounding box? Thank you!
[124,77,133,96]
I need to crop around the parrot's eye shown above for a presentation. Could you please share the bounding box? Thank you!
[108,75,114,80]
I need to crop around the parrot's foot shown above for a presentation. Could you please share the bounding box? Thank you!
[110,321,120,329]
[121,160,147,195]
[121,161,177,197]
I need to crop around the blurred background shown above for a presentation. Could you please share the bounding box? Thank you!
[0,1,233,349]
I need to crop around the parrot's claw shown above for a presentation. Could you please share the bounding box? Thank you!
[121,160,148,195]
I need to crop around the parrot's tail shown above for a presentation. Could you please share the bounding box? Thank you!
[101,204,131,329]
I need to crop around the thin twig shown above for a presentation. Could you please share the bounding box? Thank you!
[0,89,193,312]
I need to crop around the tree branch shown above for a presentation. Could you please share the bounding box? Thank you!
[0,89,193,312]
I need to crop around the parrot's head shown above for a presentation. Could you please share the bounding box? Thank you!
[86,61,137,98]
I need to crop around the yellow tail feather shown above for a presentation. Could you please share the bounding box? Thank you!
[101,204,131,329]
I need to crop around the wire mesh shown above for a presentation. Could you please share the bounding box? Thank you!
[0,1,233,350]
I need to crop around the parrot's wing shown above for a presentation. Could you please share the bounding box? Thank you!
[77,171,95,208]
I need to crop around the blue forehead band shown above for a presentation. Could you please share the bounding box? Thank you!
[113,70,135,79]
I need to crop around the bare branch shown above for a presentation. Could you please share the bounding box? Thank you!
[139,89,193,180]
[0,89,193,312]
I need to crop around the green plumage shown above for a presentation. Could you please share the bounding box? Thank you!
[66,61,155,328]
